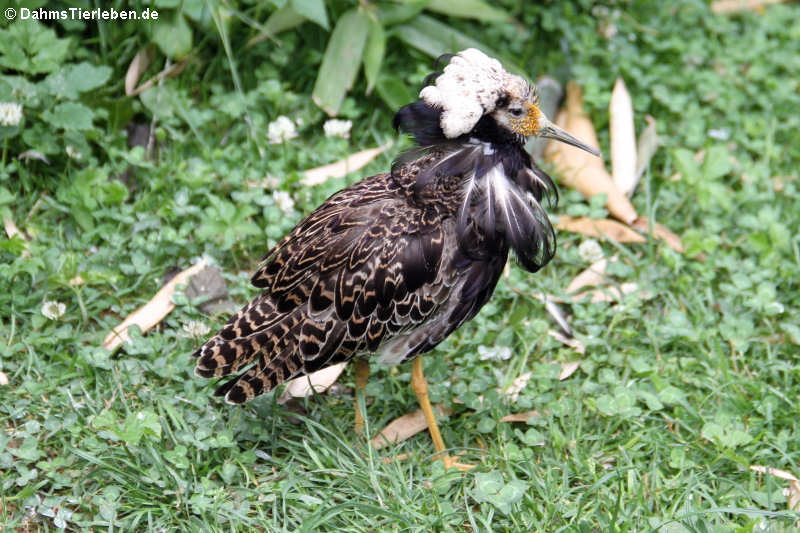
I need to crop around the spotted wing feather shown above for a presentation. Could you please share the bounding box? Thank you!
[192,172,457,403]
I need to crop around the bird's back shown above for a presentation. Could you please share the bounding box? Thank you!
[193,153,508,403]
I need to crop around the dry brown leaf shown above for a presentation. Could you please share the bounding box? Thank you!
[545,82,638,224]
[127,57,189,97]
[0,370,8,386]
[278,362,347,404]
[125,46,154,96]
[503,372,532,402]
[711,0,786,13]
[750,465,800,512]
[381,452,413,465]
[3,216,30,257]
[571,282,640,303]
[548,329,586,354]
[556,216,647,243]
[510,288,568,305]
[102,259,209,351]
[502,261,512,279]
[635,115,659,181]
[499,410,541,423]
[566,256,613,294]
[609,77,637,197]
[559,360,581,380]
[600,457,616,470]
[543,298,572,336]
[750,465,799,483]
[302,145,390,186]
[632,216,685,253]
[18,150,50,164]
[371,404,452,449]
[3,216,27,241]
[771,175,796,192]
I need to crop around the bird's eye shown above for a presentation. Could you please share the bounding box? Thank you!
[510,108,524,117]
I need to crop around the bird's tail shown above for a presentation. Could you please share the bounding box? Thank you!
[191,299,305,404]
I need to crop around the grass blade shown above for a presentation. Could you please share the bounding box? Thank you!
[246,4,307,47]
[376,0,427,25]
[393,15,524,75]
[425,0,510,22]
[363,17,386,94]
[375,76,416,110]
[290,0,329,30]
[311,9,370,116]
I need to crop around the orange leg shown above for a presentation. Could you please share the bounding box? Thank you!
[353,359,370,435]
[410,356,473,471]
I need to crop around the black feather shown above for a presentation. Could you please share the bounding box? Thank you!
[434,53,456,70]
[400,237,428,293]
[515,163,557,207]
[423,72,443,87]
[393,101,447,147]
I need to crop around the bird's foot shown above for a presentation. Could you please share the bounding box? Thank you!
[439,454,475,471]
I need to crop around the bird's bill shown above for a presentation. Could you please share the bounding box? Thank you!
[537,118,601,157]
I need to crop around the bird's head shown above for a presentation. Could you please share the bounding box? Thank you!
[418,49,599,156]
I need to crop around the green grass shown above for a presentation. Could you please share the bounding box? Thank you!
[2,1,800,531]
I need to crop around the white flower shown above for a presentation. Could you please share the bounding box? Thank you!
[273,190,295,214]
[182,320,211,338]
[764,301,784,315]
[41,300,66,320]
[578,239,604,263]
[478,345,512,362]
[0,102,23,127]
[65,145,82,160]
[190,254,215,266]
[598,22,618,39]
[708,128,730,141]
[267,116,298,144]
[323,119,352,139]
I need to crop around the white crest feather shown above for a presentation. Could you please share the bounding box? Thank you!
[419,48,530,138]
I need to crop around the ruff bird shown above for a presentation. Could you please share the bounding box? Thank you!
[193,48,598,470]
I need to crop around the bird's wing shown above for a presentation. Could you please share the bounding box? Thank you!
[192,173,458,403]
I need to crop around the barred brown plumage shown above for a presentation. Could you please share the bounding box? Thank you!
[192,49,599,469]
